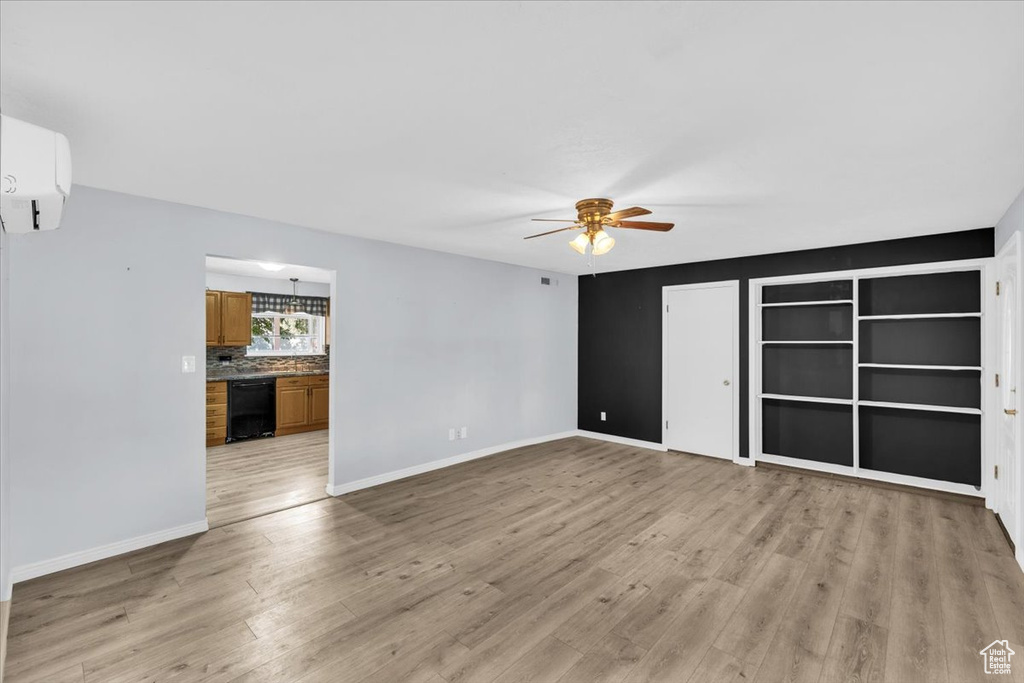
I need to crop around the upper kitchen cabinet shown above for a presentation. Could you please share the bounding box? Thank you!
[206,290,253,346]
[205,291,221,345]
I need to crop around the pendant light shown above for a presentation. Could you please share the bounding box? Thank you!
[285,277,303,314]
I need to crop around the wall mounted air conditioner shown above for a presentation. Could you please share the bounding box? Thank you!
[0,114,72,233]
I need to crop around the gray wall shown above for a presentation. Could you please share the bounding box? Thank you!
[996,187,1024,251]
[7,186,577,572]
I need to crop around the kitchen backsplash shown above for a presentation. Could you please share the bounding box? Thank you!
[206,346,330,377]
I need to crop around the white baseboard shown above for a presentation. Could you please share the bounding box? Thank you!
[11,519,209,585]
[326,431,579,496]
[576,429,667,452]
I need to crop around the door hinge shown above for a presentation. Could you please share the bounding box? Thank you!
[665,420,669,430]
[996,373,1000,388]
[666,304,669,313]
[995,465,999,480]
[996,281,1000,296]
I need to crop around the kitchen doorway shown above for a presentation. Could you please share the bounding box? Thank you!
[203,255,335,528]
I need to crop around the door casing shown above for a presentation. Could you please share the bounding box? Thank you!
[661,280,742,465]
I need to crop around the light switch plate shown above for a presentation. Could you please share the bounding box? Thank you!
[181,355,196,373]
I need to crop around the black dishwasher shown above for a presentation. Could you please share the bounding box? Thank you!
[227,378,276,442]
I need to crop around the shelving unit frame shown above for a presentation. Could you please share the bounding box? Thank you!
[749,258,992,497]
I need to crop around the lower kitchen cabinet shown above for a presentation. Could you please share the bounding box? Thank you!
[276,374,329,435]
[206,381,228,446]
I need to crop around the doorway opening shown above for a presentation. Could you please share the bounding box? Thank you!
[204,255,335,528]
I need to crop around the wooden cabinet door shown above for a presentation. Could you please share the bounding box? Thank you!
[309,384,329,428]
[205,291,221,346]
[220,292,252,346]
[276,386,309,429]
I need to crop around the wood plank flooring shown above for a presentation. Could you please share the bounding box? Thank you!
[206,431,328,528]
[6,437,1023,682]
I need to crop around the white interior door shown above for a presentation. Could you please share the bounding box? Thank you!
[664,283,737,460]
[995,236,1021,550]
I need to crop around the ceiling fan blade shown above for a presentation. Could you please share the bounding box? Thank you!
[611,220,674,232]
[531,218,578,222]
[523,226,579,239]
[603,206,652,222]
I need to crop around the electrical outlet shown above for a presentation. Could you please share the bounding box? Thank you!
[448,428,456,441]
[460,426,468,439]
[181,355,196,373]
[600,411,606,421]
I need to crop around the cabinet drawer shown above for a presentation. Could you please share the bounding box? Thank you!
[277,376,310,388]
[207,381,227,394]
[206,427,226,441]
[206,415,227,429]
[309,374,329,386]
[207,403,227,418]
[206,392,227,406]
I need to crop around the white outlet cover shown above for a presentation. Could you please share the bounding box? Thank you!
[600,412,606,421]
[460,426,468,439]
[181,355,196,373]
[448,428,456,441]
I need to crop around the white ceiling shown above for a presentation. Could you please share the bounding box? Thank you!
[2,2,1022,275]
[205,256,332,283]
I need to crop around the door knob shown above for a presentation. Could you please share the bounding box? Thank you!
[723,380,731,386]
[1006,409,1019,416]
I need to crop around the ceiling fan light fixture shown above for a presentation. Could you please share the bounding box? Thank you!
[569,233,590,255]
[591,230,615,255]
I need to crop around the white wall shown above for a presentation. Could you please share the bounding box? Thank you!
[1,229,11,600]
[996,187,1024,252]
[205,272,330,298]
[7,186,577,574]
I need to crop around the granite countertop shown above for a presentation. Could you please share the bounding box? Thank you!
[206,370,328,383]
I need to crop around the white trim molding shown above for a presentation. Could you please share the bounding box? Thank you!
[326,431,581,496]
[11,519,209,585]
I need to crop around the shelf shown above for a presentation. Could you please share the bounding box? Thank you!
[858,313,981,320]
[760,300,854,308]
[761,340,853,345]
[858,363,981,371]
[759,394,853,405]
[858,399,981,415]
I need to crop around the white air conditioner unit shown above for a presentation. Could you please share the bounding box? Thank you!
[0,114,72,233]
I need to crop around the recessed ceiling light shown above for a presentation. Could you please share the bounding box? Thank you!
[258,262,286,272]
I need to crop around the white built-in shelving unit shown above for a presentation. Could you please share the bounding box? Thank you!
[749,259,991,497]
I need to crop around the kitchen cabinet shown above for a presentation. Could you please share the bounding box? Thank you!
[205,291,220,345]
[276,374,329,435]
[309,376,330,429]
[206,290,253,347]
[206,381,228,446]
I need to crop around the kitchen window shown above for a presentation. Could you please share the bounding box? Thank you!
[247,312,326,356]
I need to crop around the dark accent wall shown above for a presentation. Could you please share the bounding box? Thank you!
[577,228,994,453]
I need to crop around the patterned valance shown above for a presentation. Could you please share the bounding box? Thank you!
[251,291,329,317]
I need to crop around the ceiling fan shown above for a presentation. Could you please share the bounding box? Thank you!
[524,198,674,256]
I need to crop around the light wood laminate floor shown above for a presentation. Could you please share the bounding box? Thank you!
[6,437,1023,682]
[206,431,329,528]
